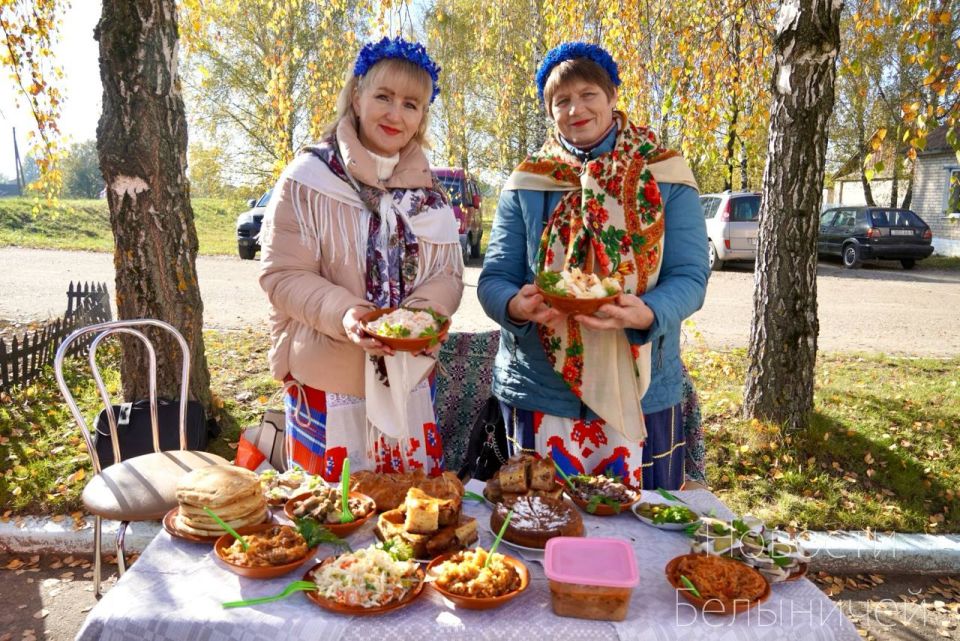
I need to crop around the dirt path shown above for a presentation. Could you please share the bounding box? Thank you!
[1,247,959,355]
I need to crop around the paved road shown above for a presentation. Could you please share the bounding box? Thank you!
[2,247,959,355]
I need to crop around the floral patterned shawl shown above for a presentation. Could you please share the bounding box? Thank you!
[506,113,686,442]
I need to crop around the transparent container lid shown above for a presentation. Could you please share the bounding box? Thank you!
[544,537,639,588]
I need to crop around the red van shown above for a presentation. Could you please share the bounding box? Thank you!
[432,167,483,259]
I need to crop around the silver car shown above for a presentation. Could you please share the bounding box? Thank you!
[699,191,761,270]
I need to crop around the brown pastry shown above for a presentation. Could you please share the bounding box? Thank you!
[425,517,478,556]
[373,485,475,558]
[485,453,561,504]
[484,477,503,503]
[401,487,461,526]
[352,470,463,512]
[529,457,556,491]
[498,460,530,493]
[404,494,440,534]
[490,495,583,549]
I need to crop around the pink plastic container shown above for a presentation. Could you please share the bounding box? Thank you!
[544,537,639,621]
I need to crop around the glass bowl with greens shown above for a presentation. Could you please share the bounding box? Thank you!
[632,501,701,531]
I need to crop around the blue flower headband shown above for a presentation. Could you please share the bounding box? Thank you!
[535,42,621,102]
[353,37,442,104]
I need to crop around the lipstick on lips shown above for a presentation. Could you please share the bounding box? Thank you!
[572,118,591,127]
[379,124,402,136]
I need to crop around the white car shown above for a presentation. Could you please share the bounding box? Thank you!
[699,191,761,270]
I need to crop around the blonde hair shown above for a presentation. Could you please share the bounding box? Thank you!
[543,58,618,119]
[322,58,433,147]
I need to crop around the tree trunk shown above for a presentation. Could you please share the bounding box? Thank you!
[902,162,915,211]
[725,17,743,192]
[96,0,212,408]
[743,0,841,431]
[725,108,739,192]
[890,128,901,208]
[857,118,875,206]
[740,143,749,190]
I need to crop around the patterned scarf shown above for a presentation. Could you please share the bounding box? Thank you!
[307,134,451,385]
[511,114,677,441]
[308,135,447,309]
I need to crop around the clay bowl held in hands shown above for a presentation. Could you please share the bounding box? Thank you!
[214,523,318,579]
[425,551,530,610]
[359,308,450,352]
[536,286,618,316]
[284,491,376,537]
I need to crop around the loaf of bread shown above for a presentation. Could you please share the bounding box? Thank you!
[352,470,463,512]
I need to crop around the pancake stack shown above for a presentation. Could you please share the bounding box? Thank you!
[174,465,267,537]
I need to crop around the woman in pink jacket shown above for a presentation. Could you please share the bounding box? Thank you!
[259,38,464,481]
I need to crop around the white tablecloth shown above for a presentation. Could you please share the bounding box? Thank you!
[75,484,860,641]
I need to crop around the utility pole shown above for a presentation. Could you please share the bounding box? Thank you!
[12,127,23,194]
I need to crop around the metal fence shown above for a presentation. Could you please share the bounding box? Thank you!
[0,281,112,391]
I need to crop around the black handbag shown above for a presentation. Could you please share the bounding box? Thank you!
[458,396,509,482]
[92,398,218,467]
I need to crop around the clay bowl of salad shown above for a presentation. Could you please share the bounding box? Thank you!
[360,307,450,352]
[302,543,425,616]
[536,268,621,315]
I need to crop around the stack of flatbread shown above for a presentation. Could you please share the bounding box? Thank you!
[174,465,267,537]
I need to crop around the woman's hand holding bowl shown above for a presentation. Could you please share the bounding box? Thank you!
[342,305,396,357]
[508,284,567,329]
[575,294,655,331]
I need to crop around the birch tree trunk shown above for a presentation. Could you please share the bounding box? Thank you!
[743,0,841,430]
[96,0,212,408]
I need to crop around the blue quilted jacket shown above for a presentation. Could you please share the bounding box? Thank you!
[478,140,709,417]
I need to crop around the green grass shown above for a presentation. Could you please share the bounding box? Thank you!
[0,329,280,516]
[688,346,960,533]
[0,197,246,256]
[2,328,958,533]
[919,255,960,270]
[480,215,493,256]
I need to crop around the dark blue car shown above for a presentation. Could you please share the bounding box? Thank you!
[235,190,272,260]
[818,206,934,269]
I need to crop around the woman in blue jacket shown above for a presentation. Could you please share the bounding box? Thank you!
[478,43,709,490]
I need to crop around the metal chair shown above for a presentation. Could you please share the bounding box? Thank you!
[55,319,228,596]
